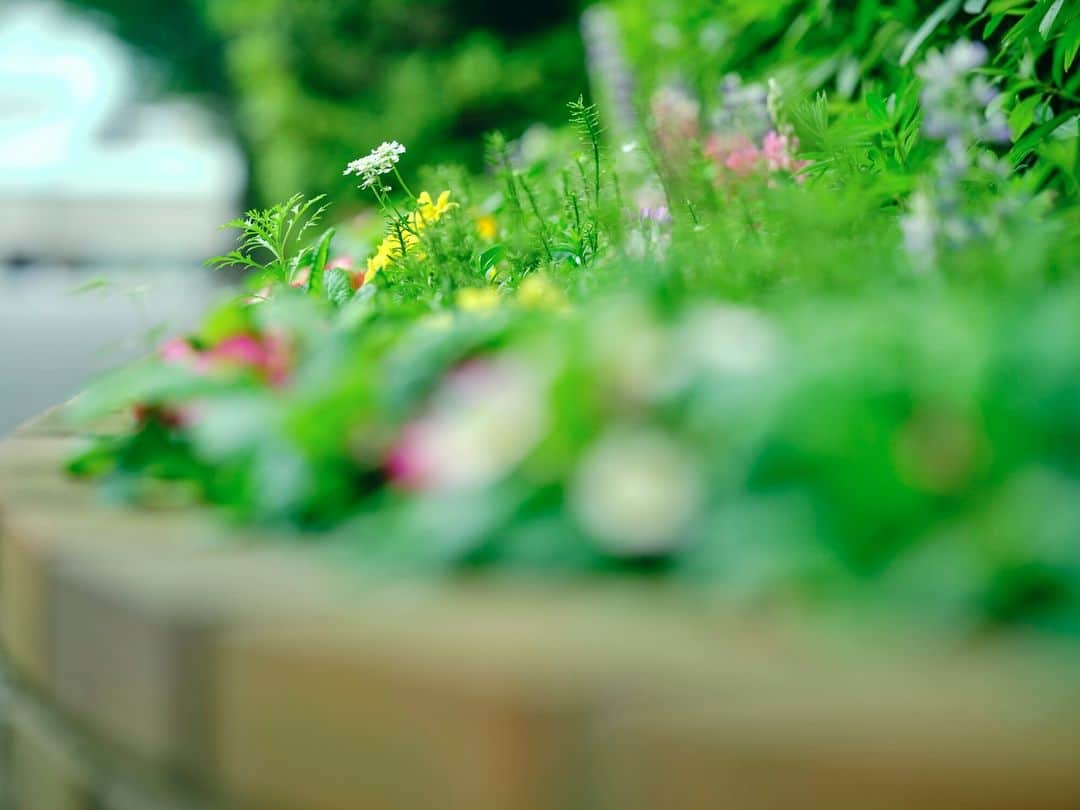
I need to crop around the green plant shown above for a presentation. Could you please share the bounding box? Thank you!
[66,5,1080,635]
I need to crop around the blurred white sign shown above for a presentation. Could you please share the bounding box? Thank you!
[0,1,245,262]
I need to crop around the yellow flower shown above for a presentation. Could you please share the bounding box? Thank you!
[476,213,498,241]
[415,190,456,225]
[366,241,395,277]
[366,190,456,279]
[516,274,569,312]
[456,286,503,312]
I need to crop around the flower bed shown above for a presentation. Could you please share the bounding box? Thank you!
[68,41,1080,633]
[3,408,1080,809]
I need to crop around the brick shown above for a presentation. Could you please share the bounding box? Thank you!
[591,654,1080,810]
[214,620,580,809]
[0,437,97,683]
[9,697,99,810]
[46,542,355,787]
[211,585,802,810]
[0,496,211,687]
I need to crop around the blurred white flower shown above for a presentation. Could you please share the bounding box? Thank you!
[387,355,548,492]
[698,22,727,54]
[900,190,937,272]
[679,303,778,376]
[572,428,703,556]
[917,41,1008,145]
[589,298,682,402]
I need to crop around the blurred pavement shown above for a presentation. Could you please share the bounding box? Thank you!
[0,265,221,434]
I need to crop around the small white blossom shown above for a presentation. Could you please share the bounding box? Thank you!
[343,141,407,189]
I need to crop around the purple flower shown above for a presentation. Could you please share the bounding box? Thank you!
[640,205,672,224]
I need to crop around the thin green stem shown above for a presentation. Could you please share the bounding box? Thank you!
[519,176,553,263]
[392,166,417,203]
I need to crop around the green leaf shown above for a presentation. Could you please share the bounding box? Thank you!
[866,91,888,121]
[901,0,963,67]
[477,244,505,274]
[207,193,330,284]
[1062,19,1080,73]
[1009,94,1042,140]
[67,362,231,424]
[1008,109,1077,164]
[1040,0,1065,39]
[324,268,354,306]
[307,227,336,294]
[68,276,112,296]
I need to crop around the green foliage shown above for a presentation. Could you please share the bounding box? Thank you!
[66,4,1080,634]
[208,194,329,287]
[611,0,1078,186]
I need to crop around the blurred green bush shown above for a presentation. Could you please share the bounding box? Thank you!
[605,0,1078,196]
[612,0,1078,99]
[66,0,586,207]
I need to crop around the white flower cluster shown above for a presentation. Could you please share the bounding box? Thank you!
[343,141,406,189]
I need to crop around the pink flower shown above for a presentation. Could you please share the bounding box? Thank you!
[705,130,811,184]
[325,256,353,272]
[761,130,811,179]
[640,206,672,224]
[289,266,312,289]
[704,133,761,178]
[159,332,291,385]
[205,334,291,386]
[135,338,202,426]
[138,331,290,428]
[762,130,792,170]
[159,337,199,365]
[383,422,431,490]
[724,143,761,176]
